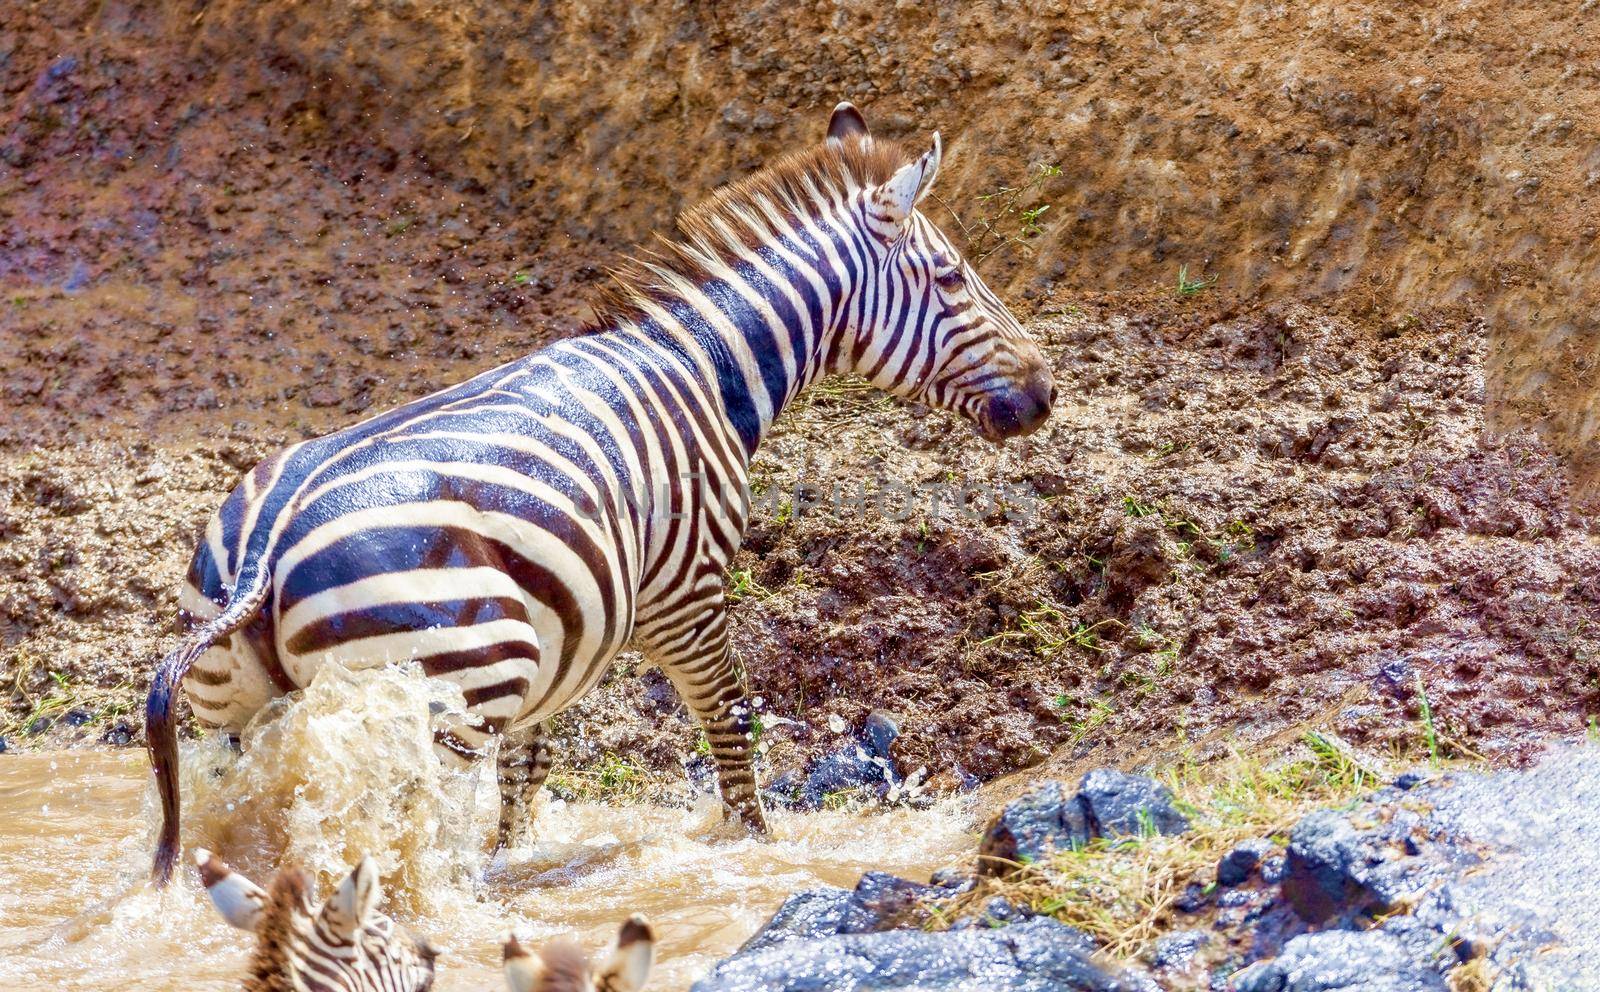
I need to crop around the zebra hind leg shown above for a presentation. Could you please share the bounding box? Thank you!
[495,723,552,851]
[641,604,768,834]
[696,689,769,834]
[661,660,768,835]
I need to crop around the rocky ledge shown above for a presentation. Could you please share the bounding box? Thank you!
[695,747,1600,991]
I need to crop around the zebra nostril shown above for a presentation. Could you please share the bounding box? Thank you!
[1048,383,1059,406]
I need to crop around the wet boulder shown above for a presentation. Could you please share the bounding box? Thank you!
[948,895,1032,929]
[862,710,900,760]
[100,719,136,747]
[1282,810,1421,924]
[1217,838,1276,887]
[778,711,905,809]
[691,917,1136,992]
[1077,769,1190,838]
[1150,929,1210,975]
[739,888,854,953]
[803,745,891,801]
[838,872,937,934]
[739,872,942,951]
[765,752,885,810]
[979,772,1188,877]
[928,867,976,895]
[1232,930,1447,992]
[978,781,1091,876]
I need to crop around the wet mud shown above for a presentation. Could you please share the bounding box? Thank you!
[3,0,1599,798]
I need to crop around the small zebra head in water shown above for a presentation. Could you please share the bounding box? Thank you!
[197,849,438,992]
[823,102,1056,441]
[502,916,655,992]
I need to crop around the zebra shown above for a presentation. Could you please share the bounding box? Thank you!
[197,848,655,992]
[503,918,655,992]
[146,100,1055,883]
[196,849,438,991]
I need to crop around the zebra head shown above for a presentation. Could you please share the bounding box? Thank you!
[827,102,1056,441]
[197,849,438,992]
[502,916,655,992]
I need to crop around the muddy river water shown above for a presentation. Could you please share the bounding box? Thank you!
[0,669,977,990]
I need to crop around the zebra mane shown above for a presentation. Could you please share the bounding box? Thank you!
[587,132,915,330]
[244,869,314,992]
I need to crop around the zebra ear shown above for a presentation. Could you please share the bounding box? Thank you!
[872,132,942,230]
[196,848,268,932]
[319,857,382,938]
[502,933,542,992]
[594,915,654,992]
[827,101,870,145]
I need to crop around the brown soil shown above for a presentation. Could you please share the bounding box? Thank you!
[97,0,1600,498]
[3,2,1598,797]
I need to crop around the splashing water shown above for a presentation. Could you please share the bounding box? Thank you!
[0,667,978,990]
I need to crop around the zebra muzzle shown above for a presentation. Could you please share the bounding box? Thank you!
[980,368,1056,440]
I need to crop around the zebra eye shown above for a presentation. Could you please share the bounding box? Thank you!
[934,268,965,292]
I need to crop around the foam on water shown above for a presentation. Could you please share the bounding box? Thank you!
[0,666,978,990]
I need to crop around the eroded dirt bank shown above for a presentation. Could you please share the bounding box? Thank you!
[112,0,1600,495]
[2,0,1599,796]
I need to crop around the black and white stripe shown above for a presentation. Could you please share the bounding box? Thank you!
[198,850,439,992]
[146,101,1055,883]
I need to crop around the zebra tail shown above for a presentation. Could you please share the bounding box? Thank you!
[146,572,271,886]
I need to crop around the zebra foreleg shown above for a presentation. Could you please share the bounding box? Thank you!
[495,723,552,850]
[650,635,769,835]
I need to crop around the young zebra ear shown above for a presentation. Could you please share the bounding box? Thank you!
[870,132,942,233]
[318,856,382,938]
[502,933,542,992]
[828,101,871,145]
[594,915,654,992]
[196,848,269,932]
[504,934,593,992]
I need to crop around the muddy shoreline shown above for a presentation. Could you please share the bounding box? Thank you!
[6,289,1598,796]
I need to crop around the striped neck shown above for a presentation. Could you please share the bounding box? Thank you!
[628,201,868,457]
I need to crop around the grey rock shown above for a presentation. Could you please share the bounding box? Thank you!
[692,917,1133,992]
[863,710,900,761]
[1218,839,1275,887]
[763,768,807,808]
[948,896,1027,929]
[100,720,135,747]
[739,874,941,951]
[1077,769,1190,838]
[928,868,972,891]
[1403,747,1600,989]
[1282,810,1419,924]
[978,781,1091,876]
[1260,855,1287,884]
[1174,882,1209,913]
[1393,770,1431,791]
[979,772,1189,877]
[803,745,893,807]
[738,888,853,954]
[1232,931,1447,992]
[838,872,935,934]
[1151,929,1209,969]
